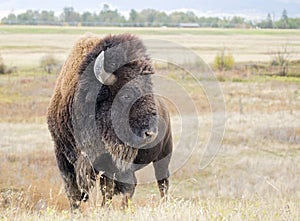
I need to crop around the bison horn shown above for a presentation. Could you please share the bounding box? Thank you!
[94,51,117,85]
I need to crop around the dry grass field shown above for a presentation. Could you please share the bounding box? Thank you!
[0,26,300,220]
[1,26,300,66]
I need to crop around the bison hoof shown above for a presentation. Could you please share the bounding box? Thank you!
[81,192,89,202]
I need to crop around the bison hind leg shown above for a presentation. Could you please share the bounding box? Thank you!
[55,149,82,211]
[75,153,97,203]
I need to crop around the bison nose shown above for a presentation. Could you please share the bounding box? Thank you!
[145,131,156,138]
[143,129,158,142]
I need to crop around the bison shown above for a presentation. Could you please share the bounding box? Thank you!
[47,33,173,210]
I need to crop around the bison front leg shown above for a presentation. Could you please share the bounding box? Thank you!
[100,174,115,207]
[157,179,169,199]
[115,172,137,209]
[55,149,82,211]
[119,182,136,209]
[153,155,171,201]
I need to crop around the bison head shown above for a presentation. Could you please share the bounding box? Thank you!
[92,35,165,168]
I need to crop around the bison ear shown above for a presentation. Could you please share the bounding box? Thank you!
[94,51,117,85]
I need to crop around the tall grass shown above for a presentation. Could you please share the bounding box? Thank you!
[1,197,299,220]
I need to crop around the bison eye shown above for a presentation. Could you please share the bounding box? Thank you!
[119,90,135,103]
[111,62,117,68]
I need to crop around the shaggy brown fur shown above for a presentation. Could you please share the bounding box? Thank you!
[47,33,173,211]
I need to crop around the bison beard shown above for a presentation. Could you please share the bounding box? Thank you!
[95,92,139,170]
[47,33,173,211]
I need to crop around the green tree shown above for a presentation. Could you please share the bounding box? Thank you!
[185,11,198,23]
[288,18,300,29]
[259,13,273,28]
[138,9,158,25]
[102,4,110,12]
[230,16,245,27]
[129,9,169,26]
[154,11,169,25]
[1,13,17,24]
[17,10,39,24]
[198,16,221,27]
[81,11,98,25]
[266,13,273,28]
[98,4,126,25]
[169,11,198,24]
[128,9,139,24]
[282,9,288,20]
[39,10,56,23]
[61,7,81,24]
[276,9,289,28]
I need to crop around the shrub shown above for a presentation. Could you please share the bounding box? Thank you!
[216,74,226,82]
[213,48,235,71]
[40,54,61,74]
[270,45,290,76]
[0,54,17,74]
[0,54,6,74]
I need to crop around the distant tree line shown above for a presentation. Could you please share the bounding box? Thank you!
[1,5,300,29]
[257,9,300,29]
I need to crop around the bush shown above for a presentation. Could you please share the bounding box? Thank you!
[0,54,17,74]
[0,54,6,74]
[270,46,290,76]
[213,48,235,71]
[40,54,61,74]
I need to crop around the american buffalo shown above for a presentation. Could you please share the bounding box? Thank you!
[47,33,173,210]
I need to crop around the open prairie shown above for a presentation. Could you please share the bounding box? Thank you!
[1,26,300,66]
[0,26,299,220]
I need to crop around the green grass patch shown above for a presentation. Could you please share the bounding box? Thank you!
[0,25,300,36]
[246,75,300,83]
[0,45,64,50]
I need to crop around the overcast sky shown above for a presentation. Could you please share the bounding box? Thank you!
[0,0,300,20]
